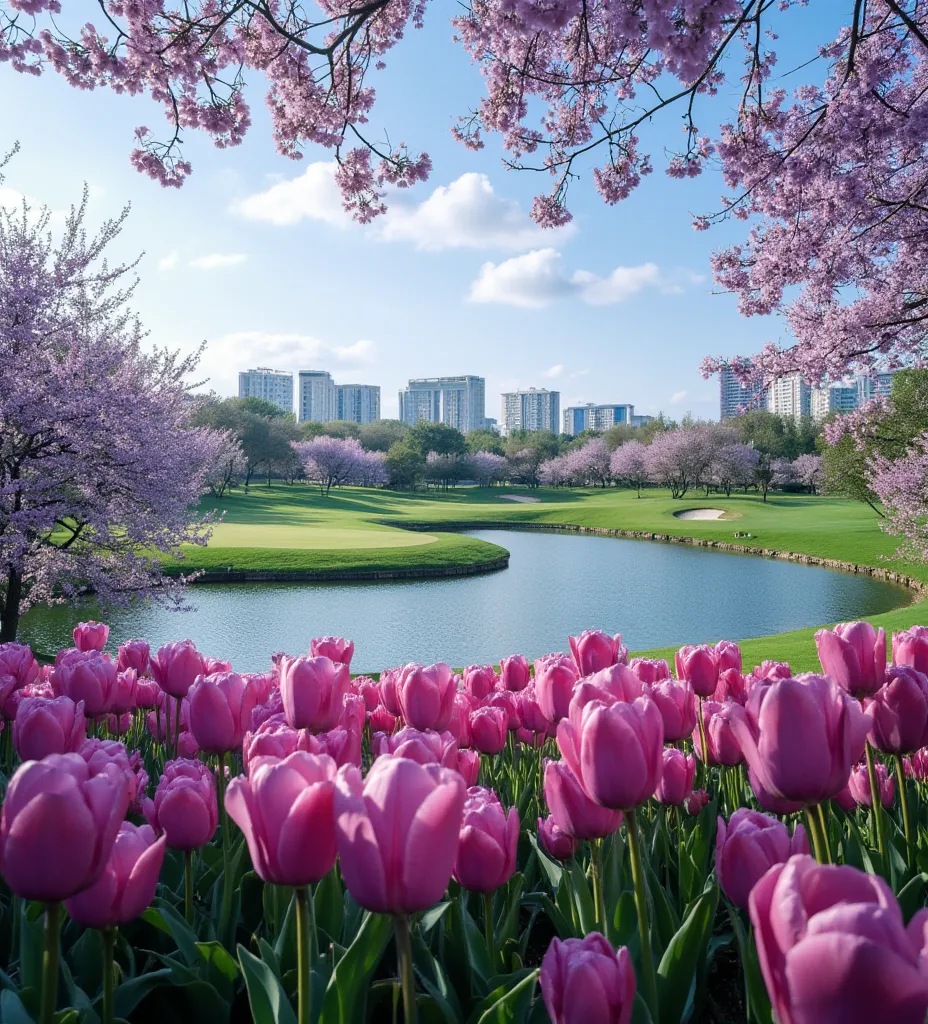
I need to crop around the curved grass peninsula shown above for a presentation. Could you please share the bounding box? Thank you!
[167,485,928,672]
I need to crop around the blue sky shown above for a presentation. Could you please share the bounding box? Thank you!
[0,2,847,422]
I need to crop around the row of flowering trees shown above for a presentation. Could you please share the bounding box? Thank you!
[2,618,928,1023]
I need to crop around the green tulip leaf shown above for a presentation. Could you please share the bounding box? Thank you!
[112,968,175,1020]
[468,968,539,1024]
[656,886,719,1024]
[320,911,393,1024]
[237,943,298,1024]
[1,989,34,1024]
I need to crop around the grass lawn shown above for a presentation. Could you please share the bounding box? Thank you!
[167,483,928,670]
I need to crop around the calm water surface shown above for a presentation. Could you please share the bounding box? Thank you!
[19,530,909,673]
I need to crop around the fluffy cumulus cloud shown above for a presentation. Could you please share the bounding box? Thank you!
[232,162,348,227]
[544,364,564,378]
[469,251,684,308]
[670,390,688,405]
[189,252,247,270]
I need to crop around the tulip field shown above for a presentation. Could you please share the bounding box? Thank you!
[2,623,928,1023]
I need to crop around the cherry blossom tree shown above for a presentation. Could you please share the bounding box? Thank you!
[575,438,613,488]
[205,431,248,498]
[792,453,824,494]
[645,427,716,499]
[869,438,928,562]
[471,451,508,487]
[711,443,759,497]
[292,436,378,495]
[610,441,649,497]
[0,164,220,641]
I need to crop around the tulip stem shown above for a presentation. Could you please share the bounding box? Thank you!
[40,902,62,1024]
[865,742,887,862]
[216,752,235,948]
[590,838,606,935]
[803,808,825,864]
[626,808,658,1022]
[894,754,914,868]
[815,803,832,864]
[483,891,496,973]
[184,850,194,926]
[102,928,116,1024]
[174,698,181,760]
[394,914,417,1024]
[295,887,311,1024]
[696,697,710,784]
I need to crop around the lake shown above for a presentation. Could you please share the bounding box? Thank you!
[18,529,910,672]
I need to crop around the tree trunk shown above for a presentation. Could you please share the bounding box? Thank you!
[1,569,23,642]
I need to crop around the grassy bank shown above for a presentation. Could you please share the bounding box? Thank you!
[167,484,928,671]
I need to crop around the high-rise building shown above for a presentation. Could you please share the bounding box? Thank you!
[398,376,486,432]
[811,384,859,422]
[719,368,767,420]
[501,388,560,434]
[336,384,381,424]
[238,367,294,415]
[856,370,898,404]
[767,373,811,422]
[631,414,654,428]
[297,370,337,423]
[561,403,635,436]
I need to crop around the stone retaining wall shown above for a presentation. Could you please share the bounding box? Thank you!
[189,554,510,584]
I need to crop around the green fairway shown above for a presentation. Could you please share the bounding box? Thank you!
[165,483,928,670]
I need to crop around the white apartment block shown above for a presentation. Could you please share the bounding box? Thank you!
[337,384,381,424]
[719,368,767,420]
[297,370,337,423]
[767,373,811,421]
[501,388,560,434]
[238,368,294,415]
[811,384,859,422]
[398,376,486,432]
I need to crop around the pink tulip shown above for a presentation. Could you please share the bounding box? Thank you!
[749,766,804,815]
[309,635,354,667]
[628,657,670,685]
[568,630,627,676]
[538,816,579,861]
[188,671,257,754]
[379,668,402,715]
[0,643,39,691]
[444,691,475,746]
[453,786,519,893]
[334,755,466,914]
[455,749,481,786]
[395,663,456,731]
[750,855,928,1024]
[647,678,697,742]
[484,689,522,731]
[279,655,349,733]
[65,823,166,928]
[906,750,928,781]
[78,738,140,805]
[245,671,276,706]
[143,758,218,850]
[0,753,129,901]
[134,677,162,710]
[815,621,887,698]
[14,696,86,761]
[654,748,696,806]
[373,727,458,768]
[844,761,895,809]
[243,715,317,773]
[110,669,137,714]
[893,626,928,675]
[675,644,720,698]
[73,621,109,653]
[868,666,928,755]
[354,677,381,712]
[715,640,742,675]
[4,679,53,720]
[684,788,710,816]
[712,668,748,705]
[202,657,232,676]
[750,661,793,684]
[583,664,644,703]
[534,653,580,724]
[730,675,869,806]
[225,752,338,886]
[116,639,150,676]
[498,654,530,692]
[693,701,744,766]
[716,809,808,909]
[540,933,636,1024]
[369,703,398,734]
[150,640,205,699]
[53,651,117,716]
[518,683,554,737]
[543,760,623,840]
[463,665,497,700]
[557,694,663,810]
[470,706,508,754]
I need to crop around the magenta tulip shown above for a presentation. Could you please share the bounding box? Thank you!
[538,816,580,861]
[116,639,150,676]
[543,759,623,840]
[225,751,338,886]
[815,621,887,698]
[868,666,928,754]
[684,788,710,816]
[540,933,636,1024]
[693,701,744,766]
[78,738,140,804]
[715,640,742,674]
[53,651,117,716]
[470,706,508,755]
[279,655,349,733]
[111,669,137,714]
[134,677,162,710]
[518,683,554,737]
[202,657,232,676]
[73,621,109,653]
[369,703,398,734]
[730,675,869,805]
[379,668,401,715]
[309,635,354,667]
[354,677,381,711]
[143,758,218,850]
[648,678,697,742]
[750,661,793,684]
[556,694,663,810]
[243,715,316,772]
[654,748,696,806]
[334,755,466,914]
[675,644,720,698]
[395,663,456,731]
[65,823,166,928]
[373,727,458,768]
[712,668,748,705]
[583,664,643,703]
[0,643,39,690]
[14,696,86,761]
[535,653,580,724]
[453,786,518,893]
[456,749,481,787]
[4,679,53,721]
[844,761,895,809]
[484,689,522,731]
[445,691,476,746]
[0,753,129,901]
[569,630,626,676]
[628,657,670,684]
[716,809,808,909]
[749,766,804,815]
[499,654,530,692]
[150,640,205,699]
[750,855,928,1024]
[188,671,257,754]
[893,626,928,675]
[463,665,497,700]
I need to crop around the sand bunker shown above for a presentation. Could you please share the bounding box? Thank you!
[499,495,541,503]
[673,508,727,520]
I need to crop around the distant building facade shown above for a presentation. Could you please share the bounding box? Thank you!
[811,384,859,422]
[856,370,898,403]
[337,384,381,424]
[719,368,767,420]
[238,367,294,415]
[297,370,337,423]
[631,414,654,428]
[767,373,811,422]
[501,388,560,434]
[561,403,635,436]
[398,376,486,432]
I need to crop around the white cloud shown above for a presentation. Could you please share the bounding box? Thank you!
[189,252,247,270]
[670,390,688,405]
[334,338,377,362]
[232,162,349,228]
[469,250,674,308]
[157,250,180,272]
[544,364,564,379]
